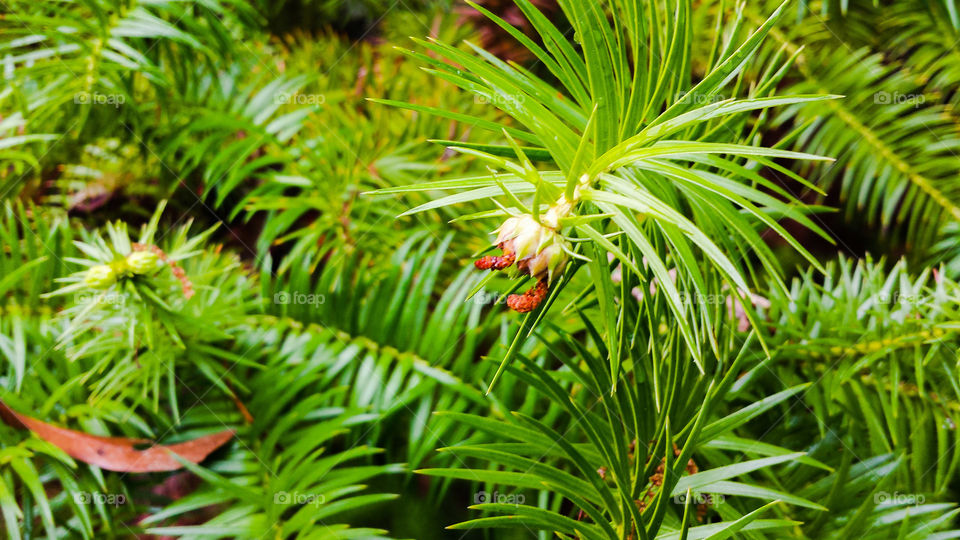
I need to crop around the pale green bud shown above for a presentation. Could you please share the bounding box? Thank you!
[508,216,543,260]
[126,251,160,275]
[524,243,551,278]
[84,264,117,289]
[545,242,568,283]
[525,239,569,283]
[491,213,569,283]
[495,216,522,245]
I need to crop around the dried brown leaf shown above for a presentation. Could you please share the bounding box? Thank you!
[0,400,232,472]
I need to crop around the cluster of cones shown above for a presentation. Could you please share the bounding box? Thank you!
[474,215,569,313]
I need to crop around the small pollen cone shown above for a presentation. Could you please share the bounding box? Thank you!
[475,213,571,314]
[475,243,516,271]
[507,279,548,313]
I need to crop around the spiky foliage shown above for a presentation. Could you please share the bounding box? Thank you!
[226,30,499,264]
[377,0,837,385]
[456,0,561,61]
[740,256,960,538]
[419,316,828,538]
[761,257,960,494]
[376,0,960,537]
[2,0,960,539]
[0,206,412,538]
[737,0,960,262]
[256,235,507,468]
[0,0,257,144]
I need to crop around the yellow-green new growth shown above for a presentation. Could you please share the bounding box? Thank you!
[83,265,117,289]
[126,251,161,275]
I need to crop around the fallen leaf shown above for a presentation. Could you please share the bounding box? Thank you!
[0,400,233,472]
